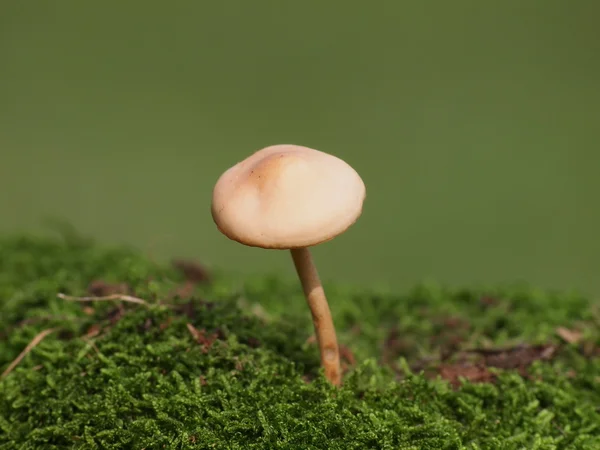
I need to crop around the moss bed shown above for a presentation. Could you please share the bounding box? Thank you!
[1,234,600,449]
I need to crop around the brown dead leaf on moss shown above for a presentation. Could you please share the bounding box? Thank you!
[430,344,559,389]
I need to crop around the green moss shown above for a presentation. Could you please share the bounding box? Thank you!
[1,234,599,449]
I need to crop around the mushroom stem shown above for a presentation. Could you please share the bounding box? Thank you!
[290,247,341,386]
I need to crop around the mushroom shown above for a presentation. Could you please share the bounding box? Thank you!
[211,144,366,386]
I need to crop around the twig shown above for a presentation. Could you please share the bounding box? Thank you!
[1,328,57,379]
[57,293,148,306]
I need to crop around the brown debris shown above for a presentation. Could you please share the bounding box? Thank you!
[214,327,226,340]
[377,307,568,387]
[202,301,216,311]
[556,327,583,345]
[159,318,173,331]
[172,259,211,284]
[340,345,356,366]
[140,318,154,332]
[84,324,102,339]
[302,373,315,384]
[441,316,470,329]
[439,335,466,361]
[245,336,261,348]
[173,300,196,319]
[465,344,557,370]
[428,343,559,388]
[382,325,414,367]
[186,323,219,353]
[340,345,357,375]
[170,281,196,300]
[168,258,210,301]
[479,296,500,308]
[440,336,465,361]
[107,304,126,325]
[439,363,496,388]
[57,329,75,340]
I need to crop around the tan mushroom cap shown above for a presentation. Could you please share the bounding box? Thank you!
[211,144,366,249]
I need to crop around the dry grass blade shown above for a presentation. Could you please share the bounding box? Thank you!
[57,292,148,306]
[556,326,583,345]
[1,328,57,378]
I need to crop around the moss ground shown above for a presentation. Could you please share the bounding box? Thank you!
[1,234,599,449]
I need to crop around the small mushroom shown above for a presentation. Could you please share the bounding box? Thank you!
[211,144,366,386]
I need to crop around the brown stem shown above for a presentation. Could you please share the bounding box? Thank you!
[290,247,341,386]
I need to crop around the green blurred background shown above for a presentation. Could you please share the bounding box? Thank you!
[1,1,599,295]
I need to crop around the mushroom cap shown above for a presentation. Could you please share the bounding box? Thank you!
[211,144,366,249]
